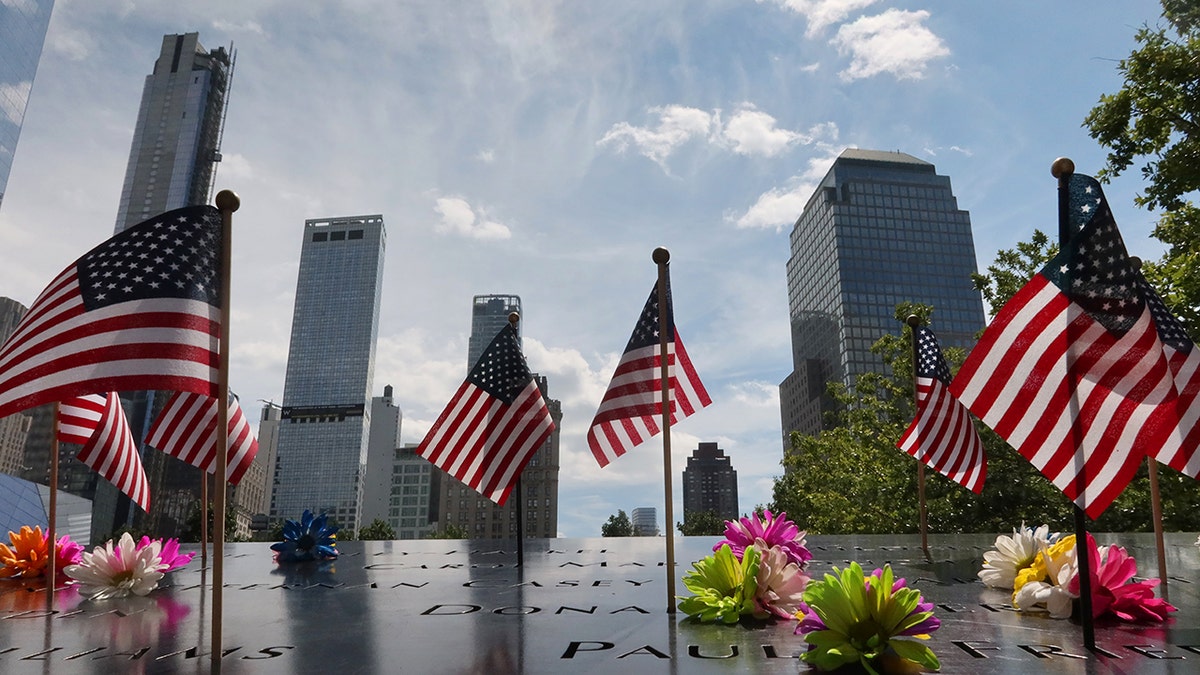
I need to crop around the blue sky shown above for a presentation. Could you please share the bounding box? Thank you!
[0,0,1171,537]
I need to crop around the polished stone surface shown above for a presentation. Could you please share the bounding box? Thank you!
[1,533,1198,673]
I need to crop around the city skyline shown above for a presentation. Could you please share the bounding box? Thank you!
[0,2,1173,537]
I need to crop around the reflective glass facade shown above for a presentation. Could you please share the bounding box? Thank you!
[0,0,54,211]
[780,149,985,441]
[271,216,385,531]
[114,33,231,233]
[467,294,521,369]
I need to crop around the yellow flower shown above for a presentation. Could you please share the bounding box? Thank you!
[0,526,51,579]
[1012,535,1076,598]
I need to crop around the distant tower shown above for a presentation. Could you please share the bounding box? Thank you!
[114,33,234,233]
[0,0,55,211]
[361,385,402,527]
[779,149,985,445]
[0,299,31,475]
[468,295,521,369]
[630,507,659,537]
[682,442,739,522]
[271,215,386,533]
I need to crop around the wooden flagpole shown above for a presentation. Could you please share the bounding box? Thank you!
[201,470,209,568]
[212,190,239,669]
[1147,459,1169,601]
[509,311,525,567]
[46,403,60,608]
[1128,256,1170,601]
[653,247,677,614]
[905,315,930,561]
[1052,157,1096,651]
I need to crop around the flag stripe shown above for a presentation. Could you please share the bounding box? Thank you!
[145,391,259,484]
[67,392,151,511]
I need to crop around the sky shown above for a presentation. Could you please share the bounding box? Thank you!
[0,0,1173,538]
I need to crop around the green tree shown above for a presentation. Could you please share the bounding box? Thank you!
[676,510,725,536]
[601,510,633,537]
[425,524,468,540]
[1084,0,1200,339]
[357,519,397,541]
[180,501,243,542]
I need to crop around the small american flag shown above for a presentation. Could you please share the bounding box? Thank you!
[897,326,987,493]
[951,173,1192,518]
[58,393,151,511]
[145,391,259,484]
[588,276,711,467]
[0,205,221,418]
[417,324,555,505]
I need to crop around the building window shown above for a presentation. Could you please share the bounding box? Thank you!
[312,232,328,242]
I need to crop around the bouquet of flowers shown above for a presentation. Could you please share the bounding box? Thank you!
[0,525,82,580]
[678,510,810,622]
[981,525,1175,622]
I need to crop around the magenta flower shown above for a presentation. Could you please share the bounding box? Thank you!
[715,510,811,568]
[1068,533,1176,622]
[137,536,195,573]
[54,535,84,575]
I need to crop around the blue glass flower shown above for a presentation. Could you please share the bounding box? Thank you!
[271,510,339,562]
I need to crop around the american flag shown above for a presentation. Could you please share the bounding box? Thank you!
[58,393,151,511]
[1139,281,1200,478]
[950,173,1190,518]
[587,277,711,467]
[145,391,259,484]
[0,205,221,418]
[897,326,987,493]
[417,323,555,505]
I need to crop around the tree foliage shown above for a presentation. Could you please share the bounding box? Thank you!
[676,510,726,536]
[425,523,468,540]
[180,501,242,542]
[1084,0,1200,340]
[357,518,397,541]
[601,510,633,537]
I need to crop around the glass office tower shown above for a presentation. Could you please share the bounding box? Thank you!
[467,294,522,369]
[114,33,232,232]
[0,0,54,211]
[271,216,386,532]
[779,149,985,444]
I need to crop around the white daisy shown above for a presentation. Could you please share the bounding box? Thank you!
[978,522,1057,589]
[65,532,167,600]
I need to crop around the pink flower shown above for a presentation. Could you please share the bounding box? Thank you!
[715,510,811,568]
[1068,534,1176,623]
[54,535,84,575]
[751,540,809,619]
[137,536,195,573]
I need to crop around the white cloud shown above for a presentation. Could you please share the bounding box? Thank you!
[760,0,882,37]
[212,20,267,36]
[595,105,716,170]
[728,380,780,407]
[476,149,496,163]
[433,196,512,240]
[721,105,804,157]
[0,82,31,124]
[832,9,949,81]
[731,146,843,230]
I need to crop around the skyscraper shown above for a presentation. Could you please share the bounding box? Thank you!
[271,215,386,533]
[779,149,985,443]
[0,0,54,211]
[682,442,738,522]
[360,385,402,527]
[630,507,658,537]
[114,33,233,233]
[467,295,522,369]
